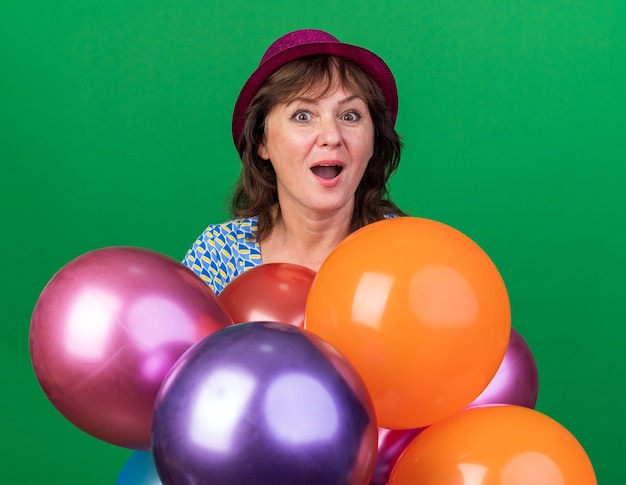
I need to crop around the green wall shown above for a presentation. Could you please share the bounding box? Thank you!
[1,0,624,483]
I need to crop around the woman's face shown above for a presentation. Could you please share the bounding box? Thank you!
[258,84,374,218]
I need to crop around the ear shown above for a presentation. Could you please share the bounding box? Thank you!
[257,142,270,160]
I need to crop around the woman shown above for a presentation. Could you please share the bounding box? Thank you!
[183,29,406,295]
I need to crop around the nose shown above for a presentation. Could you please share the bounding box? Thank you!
[317,117,342,148]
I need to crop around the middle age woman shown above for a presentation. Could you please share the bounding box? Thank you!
[184,29,406,295]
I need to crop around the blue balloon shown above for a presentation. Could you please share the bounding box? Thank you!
[152,321,377,485]
[116,451,162,485]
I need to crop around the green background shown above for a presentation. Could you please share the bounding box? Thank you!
[1,0,624,483]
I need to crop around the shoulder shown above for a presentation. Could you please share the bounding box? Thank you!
[193,216,258,245]
[182,217,261,295]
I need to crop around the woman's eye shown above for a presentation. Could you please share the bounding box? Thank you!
[341,111,361,122]
[292,111,311,122]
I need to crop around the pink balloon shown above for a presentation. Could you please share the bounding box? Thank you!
[468,327,538,409]
[29,246,232,450]
[370,427,424,485]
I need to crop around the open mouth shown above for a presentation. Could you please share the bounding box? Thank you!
[310,164,343,179]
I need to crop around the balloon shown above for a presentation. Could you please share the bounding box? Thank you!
[152,321,377,485]
[388,405,597,485]
[370,427,424,485]
[305,217,511,429]
[219,262,316,327]
[29,246,232,449]
[468,327,538,408]
[116,451,162,485]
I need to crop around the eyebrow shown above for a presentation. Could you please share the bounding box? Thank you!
[286,94,362,106]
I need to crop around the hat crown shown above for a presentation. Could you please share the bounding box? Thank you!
[233,29,398,148]
[260,29,340,65]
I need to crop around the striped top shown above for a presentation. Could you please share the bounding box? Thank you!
[182,217,262,295]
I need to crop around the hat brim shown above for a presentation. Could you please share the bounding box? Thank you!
[232,41,398,147]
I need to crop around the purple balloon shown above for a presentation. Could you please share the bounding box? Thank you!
[29,246,232,450]
[152,321,377,485]
[468,327,539,408]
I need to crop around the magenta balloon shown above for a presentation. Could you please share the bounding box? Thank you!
[29,246,233,450]
[468,327,539,409]
[152,322,378,485]
[369,427,424,485]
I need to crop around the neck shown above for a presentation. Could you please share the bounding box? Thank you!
[260,204,353,271]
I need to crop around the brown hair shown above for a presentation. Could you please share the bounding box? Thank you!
[232,55,405,241]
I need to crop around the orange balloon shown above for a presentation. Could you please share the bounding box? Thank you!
[304,217,510,428]
[388,405,597,485]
